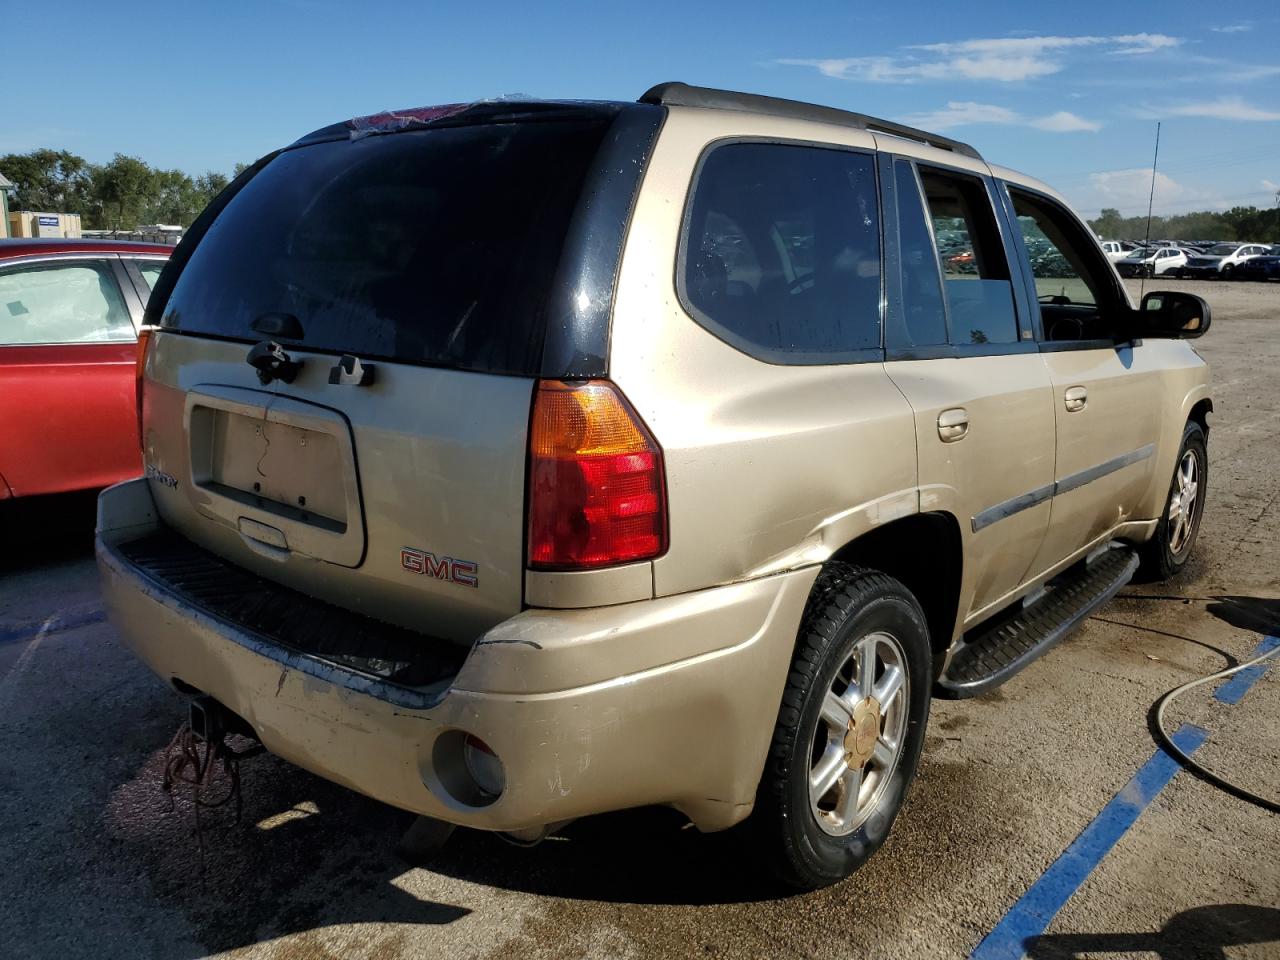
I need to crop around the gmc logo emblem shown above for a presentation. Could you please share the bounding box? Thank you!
[401,548,478,588]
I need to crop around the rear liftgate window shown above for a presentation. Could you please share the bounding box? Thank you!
[682,142,882,363]
[160,118,613,375]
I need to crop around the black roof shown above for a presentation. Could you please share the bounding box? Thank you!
[640,82,983,160]
[289,85,981,161]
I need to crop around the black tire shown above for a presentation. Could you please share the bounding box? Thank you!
[1139,420,1208,581]
[755,564,932,889]
[1221,264,1234,281]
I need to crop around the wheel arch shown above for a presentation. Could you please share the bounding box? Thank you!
[826,511,963,666]
[1189,397,1212,434]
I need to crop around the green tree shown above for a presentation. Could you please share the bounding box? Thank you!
[0,148,93,215]
[194,170,229,205]
[1092,208,1124,238]
[91,154,155,229]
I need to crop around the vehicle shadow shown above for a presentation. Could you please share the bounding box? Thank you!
[1205,595,1280,636]
[429,806,782,906]
[105,745,472,956]
[1118,593,1280,637]
[1023,903,1280,959]
[0,489,99,573]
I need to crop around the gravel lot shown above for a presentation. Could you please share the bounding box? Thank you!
[1,278,1277,959]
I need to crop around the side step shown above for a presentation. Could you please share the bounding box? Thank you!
[936,545,1139,699]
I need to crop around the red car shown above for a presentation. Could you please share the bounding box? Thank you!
[0,239,171,499]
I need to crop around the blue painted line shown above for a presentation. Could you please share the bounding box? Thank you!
[1214,635,1280,705]
[969,723,1209,960]
[0,607,106,645]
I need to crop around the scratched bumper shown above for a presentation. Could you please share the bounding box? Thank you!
[96,478,815,832]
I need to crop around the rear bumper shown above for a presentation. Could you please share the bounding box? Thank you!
[98,479,816,833]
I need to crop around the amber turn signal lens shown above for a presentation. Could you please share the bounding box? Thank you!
[527,380,667,570]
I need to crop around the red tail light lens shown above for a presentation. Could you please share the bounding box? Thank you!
[527,380,667,570]
[135,327,154,451]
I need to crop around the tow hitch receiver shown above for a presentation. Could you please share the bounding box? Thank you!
[189,695,225,742]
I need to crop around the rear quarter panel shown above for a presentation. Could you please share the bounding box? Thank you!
[608,107,921,598]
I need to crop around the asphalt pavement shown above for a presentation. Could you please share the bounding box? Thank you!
[0,278,1276,959]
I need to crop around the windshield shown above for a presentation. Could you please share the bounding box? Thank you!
[161,116,614,375]
[1207,244,1238,256]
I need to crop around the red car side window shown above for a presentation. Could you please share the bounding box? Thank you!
[1,260,134,345]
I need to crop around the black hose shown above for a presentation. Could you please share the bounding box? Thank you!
[1153,644,1280,814]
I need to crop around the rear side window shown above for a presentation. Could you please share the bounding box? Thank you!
[918,169,1018,346]
[681,142,881,363]
[0,261,134,345]
[160,118,613,375]
[131,259,166,293]
[891,160,947,347]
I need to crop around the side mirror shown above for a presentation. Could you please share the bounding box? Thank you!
[1137,291,1211,339]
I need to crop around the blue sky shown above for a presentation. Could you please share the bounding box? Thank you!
[4,1,1277,218]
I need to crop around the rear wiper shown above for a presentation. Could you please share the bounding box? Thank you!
[251,312,304,340]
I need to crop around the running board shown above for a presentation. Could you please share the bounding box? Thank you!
[936,545,1139,699]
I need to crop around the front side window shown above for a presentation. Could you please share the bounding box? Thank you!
[918,168,1018,345]
[1008,188,1120,343]
[682,142,881,362]
[0,261,134,345]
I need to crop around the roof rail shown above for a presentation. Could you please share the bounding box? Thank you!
[639,82,983,161]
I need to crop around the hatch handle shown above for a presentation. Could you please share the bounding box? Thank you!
[328,354,376,386]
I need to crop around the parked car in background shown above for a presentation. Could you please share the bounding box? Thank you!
[1116,245,1186,278]
[1179,243,1270,280]
[0,239,170,499]
[1099,241,1129,263]
[1237,245,1280,282]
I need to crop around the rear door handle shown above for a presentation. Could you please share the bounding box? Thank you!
[1064,386,1088,413]
[938,408,969,442]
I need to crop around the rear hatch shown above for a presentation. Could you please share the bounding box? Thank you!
[140,102,660,642]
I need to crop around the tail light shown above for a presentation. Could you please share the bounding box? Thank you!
[527,380,667,570]
[135,327,154,451]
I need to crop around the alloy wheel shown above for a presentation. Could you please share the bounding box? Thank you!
[1168,450,1200,555]
[807,631,909,837]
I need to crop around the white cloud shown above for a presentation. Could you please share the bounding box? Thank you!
[905,102,1019,129]
[778,33,1182,84]
[1031,111,1102,132]
[1264,179,1280,193]
[911,34,1178,57]
[1218,64,1280,82]
[1075,168,1228,215]
[1138,96,1280,121]
[774,56,1059,84]
[1211,23,1253,34]
[903,101,1100,133]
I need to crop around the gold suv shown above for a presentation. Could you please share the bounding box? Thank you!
[97,83,1212,888]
